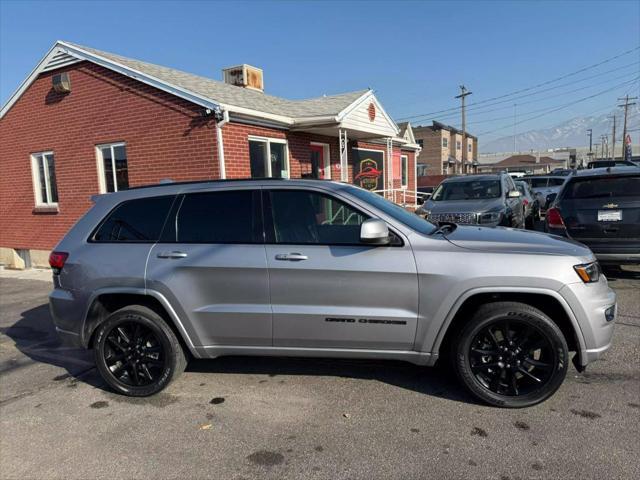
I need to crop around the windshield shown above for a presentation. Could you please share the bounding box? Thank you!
[529,178,548,188]
[431,180,501,201]
[345,186,436,235]
[563,176,640,199]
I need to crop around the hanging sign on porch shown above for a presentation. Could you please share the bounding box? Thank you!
[352,148,384,192]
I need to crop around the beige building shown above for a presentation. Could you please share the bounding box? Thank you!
[413,121,477,176]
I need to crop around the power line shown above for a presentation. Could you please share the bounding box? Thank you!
[477,76,639,136]
[398,46,640,121]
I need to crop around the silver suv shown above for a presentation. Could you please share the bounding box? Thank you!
[49,179,616,407]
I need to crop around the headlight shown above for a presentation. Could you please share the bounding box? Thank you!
[574,262,600,283]
[479,211,503,224]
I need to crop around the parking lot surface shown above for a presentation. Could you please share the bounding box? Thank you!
[1,267,639,480]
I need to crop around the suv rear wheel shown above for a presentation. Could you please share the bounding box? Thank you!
[93,305,187,396]
[454,301,568,408]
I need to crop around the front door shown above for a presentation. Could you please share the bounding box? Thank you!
[309,144,323,179]
[263,188,419,350]
[146,188,272,347]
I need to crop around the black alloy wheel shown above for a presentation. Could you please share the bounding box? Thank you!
[469,319,554,397]
[454,301,568,408]
[103,321,166,387]
[94,305,187,396]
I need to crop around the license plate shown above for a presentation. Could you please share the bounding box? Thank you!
[598,210,622,222]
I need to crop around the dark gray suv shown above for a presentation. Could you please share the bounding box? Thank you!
[416,173,525,228]
[49,179,616,407]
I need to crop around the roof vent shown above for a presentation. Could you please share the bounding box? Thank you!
[52,72,71,93]
[222,64,263,92]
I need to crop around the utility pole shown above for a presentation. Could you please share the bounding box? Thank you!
[594,143,600,160]
[587,129,593,166]
[455,85,472,174]
[601,135,608,160]
[618,95,637,160]
[609,115,616,160]
[513,103,517,153]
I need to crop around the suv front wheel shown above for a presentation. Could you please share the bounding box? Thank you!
[454,301,568,408]
[93,305,187,396]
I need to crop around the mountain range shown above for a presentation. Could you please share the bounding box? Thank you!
[479,106,640,153]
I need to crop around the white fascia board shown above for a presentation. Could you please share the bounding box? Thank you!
[1,43,60,118]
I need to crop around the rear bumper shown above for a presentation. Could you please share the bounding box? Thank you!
[49,288,85,348]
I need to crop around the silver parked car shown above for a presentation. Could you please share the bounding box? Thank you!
[49,179,616,407]
[416,173,525,228]
[523,175,569,215]
[515,180,539,229]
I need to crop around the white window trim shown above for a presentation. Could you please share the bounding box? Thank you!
[248,136,290,179]
[310,142,331,180]
[96,142,126,193]
[30,151,58,207]
[442,138,448,148]
[400,155,408,189]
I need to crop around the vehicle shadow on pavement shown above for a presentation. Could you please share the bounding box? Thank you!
[602,265,640,282]
[5,303,478,405]
[1,304,94,379]
[186,356,480,405]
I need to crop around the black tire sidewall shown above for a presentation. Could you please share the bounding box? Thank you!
[94,307,180,397]
[455,305,569,408]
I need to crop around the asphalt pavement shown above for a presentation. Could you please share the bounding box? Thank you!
[1,267,639,480]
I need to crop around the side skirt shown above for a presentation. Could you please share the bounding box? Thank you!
[192,345,435,366]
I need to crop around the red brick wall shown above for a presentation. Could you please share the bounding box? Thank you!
[0,61,218,251]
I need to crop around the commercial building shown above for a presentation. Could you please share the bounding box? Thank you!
[476,154,566,174]
[0,41,420,267]
[413,121,478,176]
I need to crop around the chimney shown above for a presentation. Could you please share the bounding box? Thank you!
[222,64,264,92]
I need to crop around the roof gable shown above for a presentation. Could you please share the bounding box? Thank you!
[338,91,399,137]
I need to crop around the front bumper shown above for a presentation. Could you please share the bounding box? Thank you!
[559,278,617,366]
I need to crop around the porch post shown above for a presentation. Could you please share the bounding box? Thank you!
[339,129,348,182]
[386,137,393,200]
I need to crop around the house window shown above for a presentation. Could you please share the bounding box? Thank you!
[401,155,408,188]
[97,143,129,192]
[468,143,472,153]
[31,152,58,206]
[442,138,448,148]
[249,137,289,178]
[417,139,424,148]
[456,141,461,150]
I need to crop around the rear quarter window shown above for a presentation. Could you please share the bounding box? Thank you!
[92,195,175,242]
[563,176,640,199]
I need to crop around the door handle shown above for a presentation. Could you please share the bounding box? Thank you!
[157,251,188,259]
[275,253,308,261]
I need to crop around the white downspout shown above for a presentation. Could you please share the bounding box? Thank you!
[215,109,229,179]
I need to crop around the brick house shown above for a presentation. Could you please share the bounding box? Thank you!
[413,121,477,176]
[476,154,566,175]
[0,41,420,267]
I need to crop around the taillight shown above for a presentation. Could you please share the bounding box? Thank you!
[522,199,529,206]
[49,251,68,274]
[546,207,565,229]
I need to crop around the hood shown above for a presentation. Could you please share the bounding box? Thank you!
[425,198,503,214]
[442,225,593,257]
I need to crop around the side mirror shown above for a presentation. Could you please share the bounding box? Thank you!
[417,196,425,205]
[508,190,521,198]
[360,218,390,245]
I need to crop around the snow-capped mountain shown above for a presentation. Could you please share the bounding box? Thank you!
[480,107,639,153]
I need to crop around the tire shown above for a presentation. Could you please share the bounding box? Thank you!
[93,305,187,396]
[454,301,568,408]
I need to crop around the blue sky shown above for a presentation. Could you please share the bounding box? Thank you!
[1,0,639,142]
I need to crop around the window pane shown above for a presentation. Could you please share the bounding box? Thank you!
[269,190,367,245]
[36,155,47,203]
[93,196,174,242]
[175,191,258,243]
[270,143,287,179]
[101,147,115,192]
[250,140,267,178]
[46,154,58,203]
[564,176,640,199]
[401,157,408,186]
[113,145,129,190]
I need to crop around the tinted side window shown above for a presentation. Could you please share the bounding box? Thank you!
[548,178,566,186]
[266,190,368,245]
[169,190,261,243]
[93,196,175,242]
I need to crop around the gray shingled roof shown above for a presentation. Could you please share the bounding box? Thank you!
[67,42,368,119]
